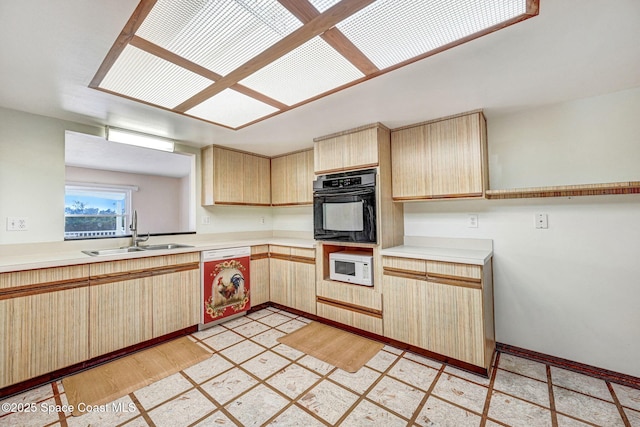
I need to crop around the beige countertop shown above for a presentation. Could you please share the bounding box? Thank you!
[381,236,493,265]
[0,233,315,273]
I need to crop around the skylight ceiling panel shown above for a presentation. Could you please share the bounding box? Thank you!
[185,89,279,129]
[239,37,364,106]
[136,0,303,76]
[321,0,528,70]
[99,46,214,109]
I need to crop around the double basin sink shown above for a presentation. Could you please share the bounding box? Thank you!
[82,243,194,257]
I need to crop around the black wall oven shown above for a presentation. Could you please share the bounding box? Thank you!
[313,169,377,244]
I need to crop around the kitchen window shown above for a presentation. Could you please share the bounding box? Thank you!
[64,183,134,239]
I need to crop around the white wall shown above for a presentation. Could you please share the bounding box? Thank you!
[404,87,640,377]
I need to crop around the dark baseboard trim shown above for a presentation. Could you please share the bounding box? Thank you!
[497,342,640,390]
[0,325,197,400]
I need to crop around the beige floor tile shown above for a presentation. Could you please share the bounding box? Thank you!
[246,308,273,320]
[267,364,321,399]
[367,376,426,419]
[200,367,258,406]
[241,350,291,380]
[556,414,595,426]
[1,396,61,427]
[271,343,305,361]
[550,367,613,401]
[232,320,271,338]
[298,380,358,425]
[366,349,400,372]
[329,366,382,394]
[147,389,216,427]
[297,355,336,375]
[258,313,294,327]
[68,395,140,427]
[120,415,151,426]
[415,395,482,427]
[383,345,404,355]
[192,409,236,426]
[612,382,640,411]
[432,373,488,414]
[443,365,491,386]
[493,369,550,407]
[202,330,244,351]
[553,385,625,426]
[268,405,326,426]
[219,339,265,364]
[275,319,307,333]
[498,354,548,382]
[626,407,640,427]
[341,399,408,426]
[251,328,286,349]
[0,383,54,408]
[191,324,226,340]
[487,390,552,427]
[404,352,445,370]
[133,372,193,410]
[225,384,289,427]
[183,353,234,385]
[388,358,439,392]
[296,315,312,323]
[221,315,252,329]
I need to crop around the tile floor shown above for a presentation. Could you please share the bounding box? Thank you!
[1,306,639,427]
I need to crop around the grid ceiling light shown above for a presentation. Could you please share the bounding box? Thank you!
[91,0,539,131]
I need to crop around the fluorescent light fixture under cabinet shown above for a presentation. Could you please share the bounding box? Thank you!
[106,126,175,152]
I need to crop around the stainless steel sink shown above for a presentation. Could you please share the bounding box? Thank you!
[140,243,194,250]
[82,247,147,257]
[82,243,194,256]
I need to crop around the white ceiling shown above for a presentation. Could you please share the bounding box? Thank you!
[1,0,640,157]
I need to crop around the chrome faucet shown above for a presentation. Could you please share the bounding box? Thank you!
[129,210,149,247]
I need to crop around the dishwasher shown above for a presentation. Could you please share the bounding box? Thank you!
[200,246,251,329]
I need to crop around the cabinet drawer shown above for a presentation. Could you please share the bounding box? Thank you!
[317,300,383,335]
[0,265,89,291]
[269,245,291,256]
[427,260,482,281]
[251,245,269,256]
[90,253,199,277]
[291,247,315,260]
[382,256,427,275]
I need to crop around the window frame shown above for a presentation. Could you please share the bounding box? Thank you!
[64,182,137,240]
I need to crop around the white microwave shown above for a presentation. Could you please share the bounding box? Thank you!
[329,251,373,286]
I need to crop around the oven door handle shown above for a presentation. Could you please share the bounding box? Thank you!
[313,188,374,197]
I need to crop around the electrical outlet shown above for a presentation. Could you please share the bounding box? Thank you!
[7,217,29,231]
[202,215,210,225]
[535,213,548,229]
[260,216,265,224]
[467,214,478,228]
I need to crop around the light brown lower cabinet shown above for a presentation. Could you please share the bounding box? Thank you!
[0,265,90,388]
[89,253,200,358]
[250,245,270,307]
[382,256,495,372]
[268,245,316,315]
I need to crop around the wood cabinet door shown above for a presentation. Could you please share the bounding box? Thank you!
[383,274,485,367]
[269,257,291,306]
[292,149,314,204]
[391,125,432,198]
[429,114,484,197]
[152,269,200,337]
[89,278,153,358]
[213,147,244,204]
[315,128,378,174]
[270,155,289,205]
[243,154,271,205]
[292,261,316,314]
[0,287,89,388]
[250,257,270,306]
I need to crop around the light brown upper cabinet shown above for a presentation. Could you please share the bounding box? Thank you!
[314,123,388,174]
[391,111,488,200]
[271,149,314,206]
[201,145,271,206]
